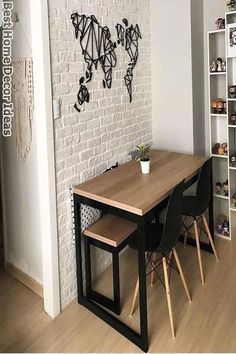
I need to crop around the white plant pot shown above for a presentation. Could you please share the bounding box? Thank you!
[140,160,150,174]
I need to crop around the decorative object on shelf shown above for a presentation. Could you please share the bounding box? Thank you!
[222,60,227,71]
[216,214,230,235]
[211,98,227,114]
[230,112,236,124]
[227,0,236,11]
[227,23,236,57]
[222,220,230,235]
[216,214,226,233]
[135,143,150,175]
[212,143,220,154]
[212,142,228,155]
[228,85,236,98]
[210,58,226,72]
[210,60,217,72]
[222,179,229,197]
[215,18,225,30]
[221,142,228,155]
[232,193,236,207]
[216,181,222,194]
[230,154,236,167]
[216,57,223,71]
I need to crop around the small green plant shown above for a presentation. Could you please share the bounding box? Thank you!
[135,144,150,161]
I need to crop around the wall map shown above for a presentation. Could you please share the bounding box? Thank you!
[71,13,142,112]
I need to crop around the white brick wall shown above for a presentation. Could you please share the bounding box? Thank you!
[48,0,152,308]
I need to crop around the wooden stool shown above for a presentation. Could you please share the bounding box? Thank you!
[84,214,137,315]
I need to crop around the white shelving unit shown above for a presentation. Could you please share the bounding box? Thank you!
[208,11,236,240]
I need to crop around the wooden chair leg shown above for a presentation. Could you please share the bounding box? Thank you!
[194,220,205,285]
[166,250,173,272]
[202,214,219,262]
[150,253,156,286]
[173,248,191,302]
[130,278,139,316]
[130,252,148,316]
[162,256,175,339]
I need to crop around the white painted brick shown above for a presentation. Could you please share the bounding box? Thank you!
[50,40,68,52]
[49,0,152,309]
[53,84,69,95]
[59,29,74,41]
[88,137,101,149]
[80,149,94,161]
[52,62,69,74]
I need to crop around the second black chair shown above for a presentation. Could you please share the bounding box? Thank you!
[129,180,191,339]
[182,158,219,285]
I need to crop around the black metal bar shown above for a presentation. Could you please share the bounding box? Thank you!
[73,195,84,302]
[113,252,121,315]
[137,221,148,353]
[84,236,121,315]
[88,289,120,315]
[79,296,147,352]
[84,236,92,297]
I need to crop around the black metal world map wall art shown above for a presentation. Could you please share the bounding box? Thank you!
[71,13,142,112]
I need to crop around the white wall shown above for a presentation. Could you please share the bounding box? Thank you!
[204,0,226,154]
[191,0,205,155]
[1,0,42,283]
[151,0,194,153]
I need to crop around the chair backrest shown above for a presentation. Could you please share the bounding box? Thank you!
[158,180,184,254]
[195,158,212,211]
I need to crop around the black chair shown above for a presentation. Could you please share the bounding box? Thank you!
[129,180,191,339]
[182,158,219,285]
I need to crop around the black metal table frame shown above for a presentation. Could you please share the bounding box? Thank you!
[73,173,214,352]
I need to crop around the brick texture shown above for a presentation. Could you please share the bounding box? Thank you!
[48,0,152,308]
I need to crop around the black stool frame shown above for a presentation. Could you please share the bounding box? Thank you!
[84,235,129,315]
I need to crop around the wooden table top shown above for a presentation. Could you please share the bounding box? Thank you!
[73,150,208,216]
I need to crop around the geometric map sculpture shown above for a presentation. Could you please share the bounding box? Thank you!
[71,13,141,112]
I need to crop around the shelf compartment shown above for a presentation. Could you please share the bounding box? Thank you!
[228,57,236,87]
[229,128,236,167]
[211,115,228,145]
[208,31,226,68]
[210,76,227,104]
[212,157,229,194]
[227,100,236,125]
[229,169,236,211]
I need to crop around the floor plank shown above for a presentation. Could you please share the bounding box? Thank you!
[0,237,236,353]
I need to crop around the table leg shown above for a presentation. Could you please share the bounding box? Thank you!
[74,195,84,302]
[137,221,148,352]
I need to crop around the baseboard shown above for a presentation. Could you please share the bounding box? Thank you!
[6,263,43,298]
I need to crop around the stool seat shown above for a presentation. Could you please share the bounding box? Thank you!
[83,214,137,315]
[84,214,137,247]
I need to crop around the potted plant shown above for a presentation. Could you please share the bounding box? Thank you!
[135,144,150,174]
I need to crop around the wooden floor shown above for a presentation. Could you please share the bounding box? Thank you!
[1,237,236,353]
